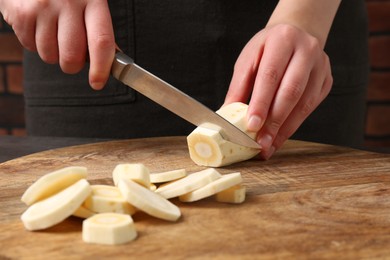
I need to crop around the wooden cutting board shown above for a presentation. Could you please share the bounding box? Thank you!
[0,136,389,259]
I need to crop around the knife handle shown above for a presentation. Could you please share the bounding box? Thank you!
[111,51,135,80]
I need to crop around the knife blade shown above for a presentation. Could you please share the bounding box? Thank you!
[111,52,261,149]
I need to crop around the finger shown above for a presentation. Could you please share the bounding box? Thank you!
[85,0,115,90]
[246,35,294,133]
[9,3,38,51]
[224,32,264,105]
[260,55,332,160]
[255,47,313,152]
[58,5,87,74]
[35,12,59,64]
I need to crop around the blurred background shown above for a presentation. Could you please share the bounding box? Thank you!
[0,0,389,152]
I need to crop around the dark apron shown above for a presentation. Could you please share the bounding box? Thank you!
[23,0,369,149]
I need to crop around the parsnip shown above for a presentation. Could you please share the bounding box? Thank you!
[21,179,91,231]
[73,205,96,219]
[154,168,221,199]
[150,169,187,183]
[82,213,137,245]
[179,172,242,202]
[215,184,246,204]
[187,102,260,167]
[112,163,150,188]
[118,179,181,222]
[83,185,136,215]
[21,166,88,205]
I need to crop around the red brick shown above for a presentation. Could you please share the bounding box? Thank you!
[0,34,23,62]
[0,128,8,136]
[369,36,390,68]
[11,128,26,136]
[0,67,4,93]
[6,65,23,94]
[367,72,390,101]
[0,95,25,125]
[365,105,390,136]
[367,2,390,32]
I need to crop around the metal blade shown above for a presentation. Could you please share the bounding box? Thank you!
[112,52,261,149]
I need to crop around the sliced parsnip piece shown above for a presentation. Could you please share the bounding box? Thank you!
[179,172,242,202]
[73,205,96,219]
[215,184,246,204]
[83,185,136,215]
[149,183,157,191]
[21,166,88,205]
[150,169,187,183]
[154,168,222,199]
[187,102,260,167]
[82,213,137,245]
[112,163,150,188]
[21,179,91,231]
[118,179,181,222]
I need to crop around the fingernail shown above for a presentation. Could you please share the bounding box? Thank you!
[91,82,104,90]
[258,134,273,151]
[247,115,262,132]
[263,146,276,160]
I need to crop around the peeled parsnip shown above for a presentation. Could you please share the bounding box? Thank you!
[83,185,136,215]
[215,184,246,204]
[187,102,260,167]
[112,163,151,188]
[82,213,137,245]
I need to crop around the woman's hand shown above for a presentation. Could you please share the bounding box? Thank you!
[225,24,333,159]
[0,0,115,89]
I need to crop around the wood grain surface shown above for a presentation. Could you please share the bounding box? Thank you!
[0,137,389,259]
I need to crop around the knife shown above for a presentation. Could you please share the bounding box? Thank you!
[111,51,261,149]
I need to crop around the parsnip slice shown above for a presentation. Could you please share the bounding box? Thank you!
[82,213,137,245]
[21,179,91,231]
[21,166,88,205]
[83,185,136,215]
[154,168,222,199]
[187,102,260,167]
[215,184,246,204]
[118,179,181,222]
[112,163,150,188]
[179,172,242,202]
[150,169,187,183]
[73,205,96,219]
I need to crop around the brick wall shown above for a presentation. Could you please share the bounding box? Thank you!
[0,2,389,151]
[366,0,390,150]
[0,15,25,136]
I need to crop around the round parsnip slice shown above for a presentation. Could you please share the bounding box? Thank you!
[21,166,88,205]
[21,179,91,231]
[118,179,181,222]
[179,172,242,202]
[83,185,136,215]
[155,168,221,199]
[150,169,187,183]
[82,213,137,245]
[187,102,260,167]
[112,163,150,188]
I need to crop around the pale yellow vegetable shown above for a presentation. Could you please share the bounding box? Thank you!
[82,213,137,245]
[21,166,87,205]
[21,179,91,231]
[187,102,260,167]
[215,184,246,204]
[118,179,181,222]
[83,185,136,215]
[73,205,96,219]
[150,169,187,183]
[154,168,221,199]
[179,172,242,202]
[112,163,150,188]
